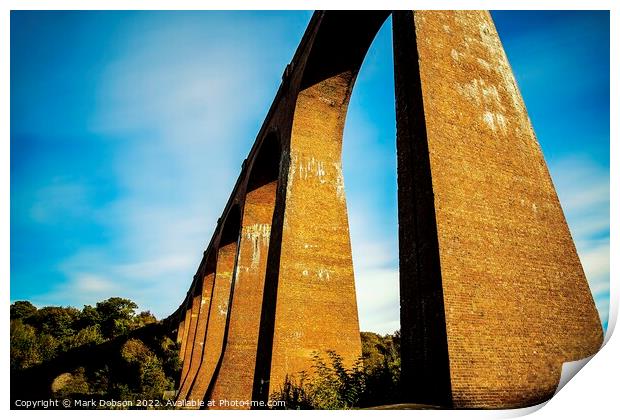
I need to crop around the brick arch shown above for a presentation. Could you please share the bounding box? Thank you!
[183,205,241,406]
[175,251,217,401]
[207,132,282,408]
[168,10,603,410]
[252,12,391,402]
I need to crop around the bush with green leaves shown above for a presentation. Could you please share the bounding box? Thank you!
[10,297,179,409]
[271,331,402,409]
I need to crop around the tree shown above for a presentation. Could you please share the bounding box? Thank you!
[134,311,157,328]
[77,305,101,329]
[10,296,181,409]
[51,367,90,398]
[63,325,105,351]
[10,319,39,369]
[10,301,37,321]
[28,306,80,339]
[10,319,59,369]
[119,338,174,400]
[96,297,138,338]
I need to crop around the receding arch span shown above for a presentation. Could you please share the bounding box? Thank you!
[184,205,241,406]
[176,251,217,401]
[207,132,282,408]
[252,11,404,404]
[169,11,603,409]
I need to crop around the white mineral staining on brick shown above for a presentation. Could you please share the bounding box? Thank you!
[285,152,295,199]
[318,96,336,107]
[483,111,495,130]
[457,79,503,110]
[476,57,491,72]
[482,111,508,134]
[457,79,482,105]
[317,268,331,281]
[288,151,346,202]
[243,223,271,269]
[457,79,505,111]
[475,15,526,122]
[481,83,501,106]
[478,21,495,52]
[333,163,346,202]
[457,77,509,135]
[297,155,328,183]
[495,113,507,134]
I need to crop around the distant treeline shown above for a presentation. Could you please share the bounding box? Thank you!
[10,298,180,408]
[10,298,401,409]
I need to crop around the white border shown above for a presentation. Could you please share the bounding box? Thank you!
[2,1,617,418]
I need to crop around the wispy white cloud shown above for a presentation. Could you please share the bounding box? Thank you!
[355,268,400,334]
[30,272,118,310]
[549,155,610,328]
[31,13,305,317]
[28,177,92,224]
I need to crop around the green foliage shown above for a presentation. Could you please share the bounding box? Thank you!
[117,338,174,402]
[37,333,60,363]
[96,297,138,338]
[138,354,174,400]
[10,297,180,409]
[359,331,401,406]
[10,301,37,320]
[62,325,105,351]
[135,311,158,327]
[271,331,402,409]
[273,373,314,409]
[9,298,158,371]
[160,336,182,375]
[121,338,154,364]
[10,319,60,369]
[78,305,101,329]
[29,306,80,339]
[309,351,366,409]
[10,319,40,369]
[52,367,91,398]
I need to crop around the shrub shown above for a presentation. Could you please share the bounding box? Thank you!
[62,325,105,351]
[51,367,90,398]
[10,319,39,369]
[271,331,402,409]
[10,301,37,321]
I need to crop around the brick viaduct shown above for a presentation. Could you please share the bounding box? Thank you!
[162,10,603,409]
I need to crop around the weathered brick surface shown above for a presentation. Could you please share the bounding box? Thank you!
[176,273,215,401]
[266,72,362,395]
[176,319,185,345]
[178,307,191,362]
[169,11,603,409]
[394,10,603,408]
[178,295,200,390]
[209,182,277,408]
[185,241,237,406]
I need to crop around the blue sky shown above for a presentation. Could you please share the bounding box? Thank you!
[11,11,609,333]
